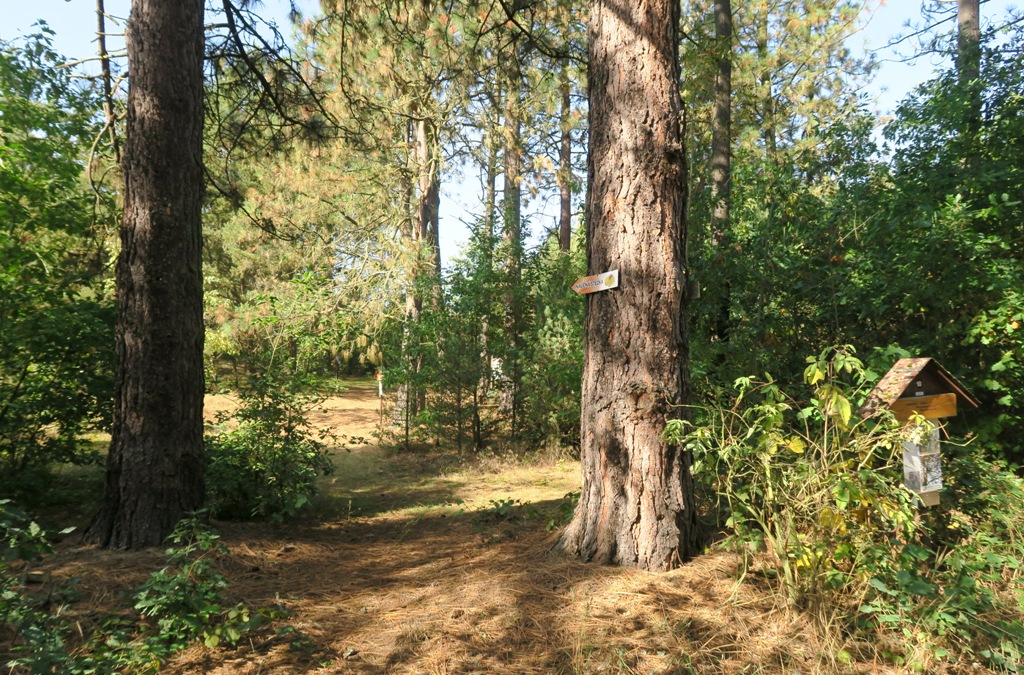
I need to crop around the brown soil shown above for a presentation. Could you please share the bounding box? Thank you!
[8,384,900,674]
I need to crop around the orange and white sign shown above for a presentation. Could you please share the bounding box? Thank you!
[571,269,619,295]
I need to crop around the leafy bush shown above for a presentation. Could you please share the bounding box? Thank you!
[1,499,106,671]
[134,517,262,653]
[205,380,335,521]
[546,490,580,532]
[382,229,586,455]
[667,347,1024,670]
[3,512,268,672]
[1,500,71,671]
[0,32,115,479]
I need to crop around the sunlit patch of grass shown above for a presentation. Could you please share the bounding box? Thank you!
[315,443,579,520]
[440,455,579,510]
[309,442,581,534]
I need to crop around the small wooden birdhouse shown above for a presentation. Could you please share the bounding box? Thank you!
[861,358,979,507]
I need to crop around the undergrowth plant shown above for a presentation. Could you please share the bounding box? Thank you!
[3,513,273,672]
[666,346,1024,671]
[2,501,155,673]
[1,500,74,672]
[134,516,263,653]
[0,32,115,486]
[205,379,335,521]
[546,490,581,532]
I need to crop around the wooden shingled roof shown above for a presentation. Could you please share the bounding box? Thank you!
[860,357,979,418]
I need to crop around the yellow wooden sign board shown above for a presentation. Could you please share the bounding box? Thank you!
[571,269,619,295]
[890,393,957,422]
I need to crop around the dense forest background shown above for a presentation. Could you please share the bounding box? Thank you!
[2,0,1024,671]
[3,0,1021,464]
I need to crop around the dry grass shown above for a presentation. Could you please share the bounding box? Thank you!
[8,384,927,673]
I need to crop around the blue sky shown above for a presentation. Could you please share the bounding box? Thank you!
[2,0,318,74]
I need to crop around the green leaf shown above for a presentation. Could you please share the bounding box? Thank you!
[869,577,891,594]
[904,579,935,596]
[835,485,851,511]
[804,363,825,385]
[836,395,852,426]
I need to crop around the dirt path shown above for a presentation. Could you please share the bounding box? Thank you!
[28,384,835,674]
[204,382,384,440]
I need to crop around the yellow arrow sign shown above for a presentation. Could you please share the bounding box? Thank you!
[571,269,619,295]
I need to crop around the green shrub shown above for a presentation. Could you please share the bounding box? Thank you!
[546,490,580,532]
[1,502,137,674]
[134,517,262,653]
[667,346,1024,670]
[0,33,115,481]
[205,380,335,521]
[1,500,71,671]
[3,512,269,672]
[518,243,585,452]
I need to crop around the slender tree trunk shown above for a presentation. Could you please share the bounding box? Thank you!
[471,129,500,453]
[86,0,205,550]
[483,136,499,244]
[96,0,120,164]
[416,117,442,284]
[414,116,439,414]
[392,147,420,431]
[756,12,777,228]
[957,0,980,86]
[478,138,499,399]
[711,0,732,346]
[503,81,522,266]
[501,65,524,430]
[557,68,573,252]
[957,0,981,176]
[710,0,732,239]
[557,0,699,571]
[503,92,522,280]
[392,113,441,429]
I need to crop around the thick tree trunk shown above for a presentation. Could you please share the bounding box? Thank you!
[557,0,699,571]
[86,0,205,550]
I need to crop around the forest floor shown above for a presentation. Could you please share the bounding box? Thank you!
[20,384,897,674]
